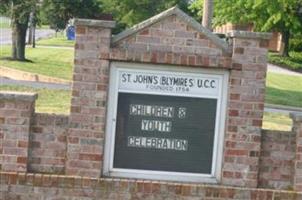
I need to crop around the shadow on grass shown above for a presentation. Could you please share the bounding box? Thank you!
[0,57,33,63]
[265,87,302,108]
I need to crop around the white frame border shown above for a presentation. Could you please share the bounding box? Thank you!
[103,62,229,183]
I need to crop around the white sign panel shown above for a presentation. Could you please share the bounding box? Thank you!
[118,69,221,98]
[104,62,229,184]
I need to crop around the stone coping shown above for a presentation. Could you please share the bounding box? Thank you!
[226,30,272,40]
[73,18,116,28]
[290,112,302,122]
[0,91,37,102]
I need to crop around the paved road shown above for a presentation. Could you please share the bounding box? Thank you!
[268,63,302,77]
[0,28,55,45]
[264,104,302,115]
[0,76,71,90]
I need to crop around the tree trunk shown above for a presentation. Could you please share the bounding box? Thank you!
[28,26,33,45]
[32,23,36,48]
[202,0,214,31]
[28,11,35,45]
[11,23,28,61]
[281,30,290,57]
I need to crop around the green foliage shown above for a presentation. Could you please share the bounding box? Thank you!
[189,0,302,32]
[0,1,10,15]
[268,52,302,71]
[290,38,302,52]
[0,0,37,24]
[40,0,102,31]
[100,0,190,32]
[290,33,302,51]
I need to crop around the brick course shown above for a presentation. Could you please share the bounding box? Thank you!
[259,130,295,189]
[0,92,36,173]
[291,113,302,191]
[28,113,69,174]
[1,171,302,200]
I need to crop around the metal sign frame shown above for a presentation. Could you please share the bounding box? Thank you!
[103,62,229,183]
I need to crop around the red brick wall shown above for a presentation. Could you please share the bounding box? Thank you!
[66,21,114,177]
[114,15,223,57]
[1,171,302,200]
[28,113,69,174]
[259,130,295,189]
[0,92,36,173]
[109,15,231,68]
[292,113,302,191]
[221,33,269,187]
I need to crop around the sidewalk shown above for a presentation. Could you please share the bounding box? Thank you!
[0,76,71,90]
[268,63,302,77]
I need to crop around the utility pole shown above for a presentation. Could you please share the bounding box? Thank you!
[27,9,36,48]
[202,0,214,31]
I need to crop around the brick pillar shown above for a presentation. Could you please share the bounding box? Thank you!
[0,92,37,172]
[291,113,302,191]
[222,31,271,187]
[66,19,115,177]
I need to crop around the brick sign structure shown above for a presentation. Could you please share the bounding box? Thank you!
[3,6,302,200]
[68,6,271,188]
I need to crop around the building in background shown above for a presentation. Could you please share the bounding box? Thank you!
[214,22,283,52]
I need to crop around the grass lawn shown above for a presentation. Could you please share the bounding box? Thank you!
[268,51,302,71]
[0,85,71,114]
[0,21,10,28]
[262,112,292,131]
[0,45,73,80]
[265,72,302,108]
[37,32,75,47]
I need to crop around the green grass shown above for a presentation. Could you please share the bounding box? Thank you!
[268,52,302,71]
[0,85,71,114]
[37,25,50,29]
[265,72,302,108]
[0,45,73,80]
[37,32,75,47]
[263,112,292,131]
[0,21,11,28]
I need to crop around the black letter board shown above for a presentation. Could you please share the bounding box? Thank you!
[113,92,217,174]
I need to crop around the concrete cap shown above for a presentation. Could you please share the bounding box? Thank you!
[290,112,302,122]
[73,18,116,28]
[0,91,38,102]
[226,31,272,40]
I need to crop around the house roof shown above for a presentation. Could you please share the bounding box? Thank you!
[112,6,230,53]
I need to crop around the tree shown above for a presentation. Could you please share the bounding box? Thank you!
[100,0,189,32]
[0,0,37,61]
[190,0,302,57]
[202,0,213,30]
[41,0,102,32]
[216,0,302,57]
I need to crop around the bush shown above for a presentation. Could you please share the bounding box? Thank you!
[268,51,302,71]
[290,38,302,52]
